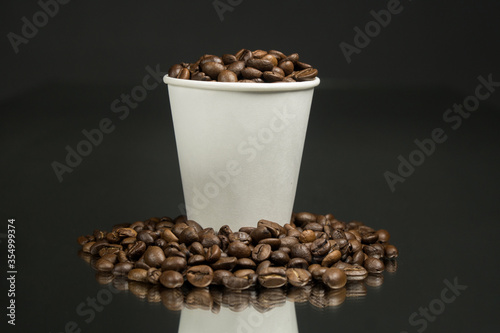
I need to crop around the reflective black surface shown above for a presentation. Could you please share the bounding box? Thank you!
[1,83,499,332]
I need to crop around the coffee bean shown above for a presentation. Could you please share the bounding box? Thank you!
[179,227,199,245]
[199,54,223,66]
[258,238,281,250]
[321,250,341,267]
[178,68,190,80]
[161,256,187,272]
[384,244,398,259]
[258,267,287,288]
[236,49,253,62]
[262,54,278,67]
[250,226,272,243]
[206,244,222,263]
[310,265,328,281]
[235,258,256,270]
[247,58,274,72]
[222,54,237,65]
[212,269,234,285]
[211,257,237,271]
[128,268,148,282]
[322,268,347,289]
[201,62,225,80]
[295,212,316,226]
[188,254,206,266]
[268,50,286,61]
[295,68,318,81]
[128,241,147,260]
[90,240,110,256]
[278,60,295,76]
[160,270,184,288]
[95,258,114,272]
[143,246,166,267]
[218,70,238,82]
[258,219,285,237]
[287,257,309,270]
[186,265,213,287]
[168,64,183,78]
[223,276,253,290]
[112,262,134,276]
[191,71,211,81]
[290,243,312,263]
[286,268,311,287]
[376,229,391,243]
[241,67,262,80]
[364,257,384,274]
[228,232,252,244]
[137,230,155,245]
[252,243,272,262]
[280,236,299,248]
[299,230,316,243]
[227,241,251,258]
[336,263,368,281]
[296,61,312,70]
[147,268,162,284]
[200,234,221,248]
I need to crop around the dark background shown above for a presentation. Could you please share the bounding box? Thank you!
[1,0,500,332]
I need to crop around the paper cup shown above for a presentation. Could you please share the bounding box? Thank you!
[164,76,320,231]
[178,301,298,333]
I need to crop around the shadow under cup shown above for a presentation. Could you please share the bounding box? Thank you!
[164,76,320,231]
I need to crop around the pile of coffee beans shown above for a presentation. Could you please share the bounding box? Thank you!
[77,212,398,294]
[168,49,318,83]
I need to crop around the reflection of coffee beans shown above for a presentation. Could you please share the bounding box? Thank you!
[168,49,319,83]
[78,212,398,292]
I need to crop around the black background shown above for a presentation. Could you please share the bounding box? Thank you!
[1,0,500,332]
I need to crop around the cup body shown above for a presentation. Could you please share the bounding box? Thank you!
[164,76,320,231]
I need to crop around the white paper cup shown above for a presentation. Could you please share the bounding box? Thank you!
[178,301,298,333]
[164,76,320,231]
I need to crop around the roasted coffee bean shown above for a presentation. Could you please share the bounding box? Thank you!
[218,70,238,82]
[112,262,134,276]
[384,244,398,259]
[101,254,117,264]
[295,68,318,81]
[262,54,278,66]
[290,243,312,263]
[268,50,286,60]
[160,288,184,311]
[294,212,316,226]
[287,257,309,270]
[311,238,331,257]
[178,68,190,80]
[219,225,233,236]
[286,268,312,287]
[228,232,251,244]
[269,250,290,266]
[235,258,256,270]
[336,263,368,281]
[128,268,148,282]
[222,54,237,65]
[280,236,299,248]
[95,258,114,272]
[186,265,213,288]
[259,238,281,250]
[321,250,341,267]
[310,265,328,281]
[376,229,391,243]
[206,244,222,263]
[179,226,199,245]
[147,268,162,284]
[106,231,120,243]
[322,267,347,289]
[137,230,155,244]
[90,240,109,256]
[256,260,271,275]
[227,241,252,258]
[296,61,312,70]
[247,58,274,72]
[258,267,287,288]
[128,241,147,260]
[285,53,299,63]
[211,257,237,271]
[250,226,272,243]
[352,250,365,266]
[252,49,268,58]
[236,49,253,62]
[364,257,384,274]
[161,256,187,272]
[200,233,221,248]
[168,64,183,78]
[199,54,223,66]
[361,232,378,244]
[252,243,272,262]
[304,223,323,232]
[223,276,253,290]
[121,237,136,245]
[241,67,262,79]
[299,230,316,243]
[98,247,120,257]
[143,246,166,267]
[155,238,167,249]
[188,254,206,266]
[191,71,211,81]
[159,270,184,288]
[212,269,234,285]
[258,219,285,237]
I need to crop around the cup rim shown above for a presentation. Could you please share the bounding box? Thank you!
[163,75,320,92]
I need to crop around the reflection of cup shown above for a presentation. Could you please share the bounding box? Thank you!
[164,77,320,231]
[178,301,298,333]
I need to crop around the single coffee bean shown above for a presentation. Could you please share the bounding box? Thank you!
[256,260,271,275]
[336,263,368,281]
[282,76,296,82]
[206,244,222,263]
[268,49,286,61]
[310,265,328,281]
[250,226,272,243]
[236,49,253,62]
[178,68,190,80]
[159,270,184,288]
[295,68,318,81]
[227,241,252,258]
[241,67,262,79]
[322,267,347,289]
[98,247,120,257]
[311,238,331,257]
[261,54,278,67]
[321,250,341,267]
[278,60,295,76]
[212,269,234,285]
[258,238,281,250]
[280,236,299,248]
[287,257,309,270]
[223,276,253,290]
[161,256,187,272]
[258,267,287,288]
[211,257,237,271]
[376,229,391,243]
[128,241,147,260]
[186,265,213,288]
[147,268,162,284]
[143,246,166,267]
[188,254,206,266]
[235,258,256,270]
[294,212,316,226]
[258,219,285,237]
[252,243,272,262]
[100,253,117,264]
[296,61,312,70]
[128,268,148,282]
[299,230,316,243]
[188,242,205,256]
[168,64,183,78]
[361,232,378,244]
[364,257,385,274]
[201,62,225,80]
[199,54,223,66]
[82,241,95,253]
[95,258,114,272]
[90,240,109,256]
[200,234,221,248]
[228,232,252,244]
[286,268,312,287]
[218,70,238,82]
[384,244,398,259]
[222,54,237,65]
[112,262,134,276]
[290,243,312,263]
[191,71,211,81]
[179,226,199,245]
[352,250,365,266]
[137,230,155,245]
[270,250,290,266]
